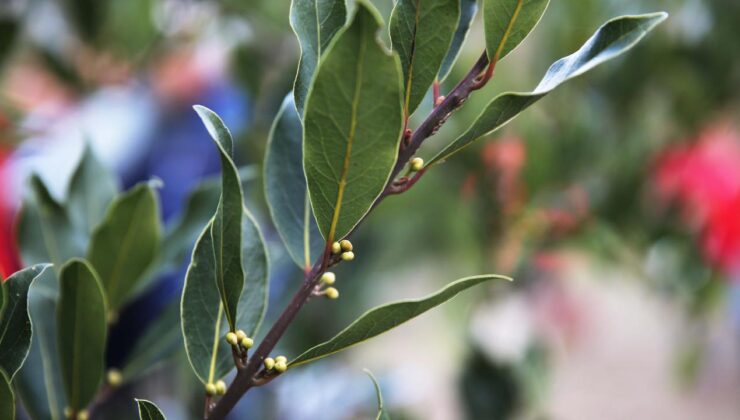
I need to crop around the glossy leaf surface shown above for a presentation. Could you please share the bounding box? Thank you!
[87,182,160,309]
[304,0,404,243]
[57,259,107,412]
[290,0,347,116]
[181,211,268,384]
[290,274,510,367]
[194,105,245,332]
[390,0,459,114]
[0,265,51,380]
[430,13,667,165]
[265,95,324,269]
[483,0,549,62]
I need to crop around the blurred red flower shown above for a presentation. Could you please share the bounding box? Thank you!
[654,124,740,274]
[0,147,20,280]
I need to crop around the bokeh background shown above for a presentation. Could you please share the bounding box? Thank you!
[1,0,740,419]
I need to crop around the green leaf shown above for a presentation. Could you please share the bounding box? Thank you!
[430,12,667,166]
[364,369,390,420]
[17,175,85,268]
[390,0,460,114]
[304,0,404,243]
[0,370,14,420]
[134,166,258,298]
[57,259,107,412]
[0,264,51,379]
[483,0,549,62]
[0,17,19,70]
[265,95,324,270]
[121,299,182,382]
[290,0,347,116]
[181,211,269,384]
[193,105,245,332]
[66,143,118,237]
[135,399,166,420]
[87,182,161,310]
[15,268,67,420]
[289,274,511,367]
[438,0,478,81]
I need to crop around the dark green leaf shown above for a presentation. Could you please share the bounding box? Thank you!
[135,398,165,420]
[0,370,13,420]
[17,175,85,268]
[289,274,511,367]
[87,182,161,310]
[67,143,118,237]
[390,0,460,114]
[193,105,245,332]
[483,0,549,62]
[0,264,51,379]
[364,369,390,420]
[15,268,67,420]
[265,95,324,269]
[57,259,107,412]
[304,0,404,243]
[133,166,257,298]
[181,211,269,384]
[290,0,347,116]
[121,299,182,382]
[430,12,668,166]
[438,0,478,81]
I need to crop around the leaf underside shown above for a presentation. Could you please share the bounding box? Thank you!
[304,0,404,243]
[289,274,511,367]
[265,95,324,269]
[430,12,668,166]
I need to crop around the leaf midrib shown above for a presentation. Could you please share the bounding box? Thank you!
[326,19,368,244]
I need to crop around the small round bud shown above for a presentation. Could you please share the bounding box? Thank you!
[236,330,247,341]
[331,242,342,254]
[339,239,353,251]
[78,410,89,420]
[341,251,355,262]
[215,380,227,395]
[410,157,424,171]
[225,332,238,346]
[320,272,336,285]
[205,382,217,396]
[240,336,254,349]
[274,360,287,373]
[435,95,446,106]
[64,407,73,418]
[264,357,275,370]
[106,369,123,387]
[275,355,287,364]
[325,287,339,299]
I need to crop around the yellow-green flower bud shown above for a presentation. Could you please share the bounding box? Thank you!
[320,272,336,285]
[264,357,275,370]
[341,251,354,262]
[215,380,227,395]
[225,332,238,346]
[331,242,342,254]
[236,330,247,341]
[78,410,89,420]
[205,382,217,396]
[240,336,254,349]
[275,355,287,364]
[106,369,123,387]
[339,239,353,251]
[325,287,339,299]
[64,407,73,419]
[274,360,287,373]
[410,157,424,171]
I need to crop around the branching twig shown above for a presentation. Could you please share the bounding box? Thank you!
[205,50,492,420]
